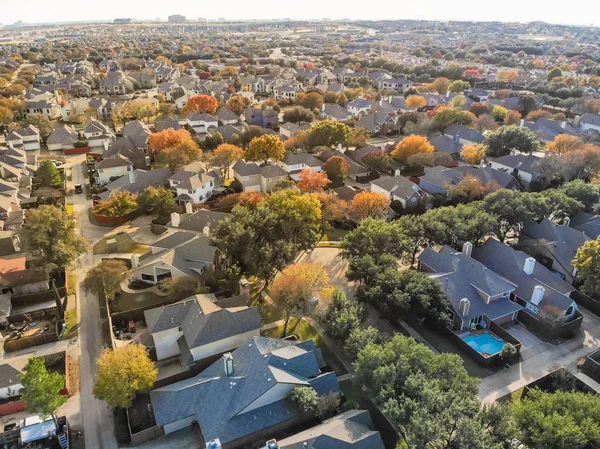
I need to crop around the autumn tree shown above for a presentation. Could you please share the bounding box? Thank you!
[447,175,500,203]
[148,128,194,153]
[94,344,157,409]
[93,191,139,217]
[282,106,314,125]
[526,110,552,121]
[546,134,584,155]
[18,357,67,428]
[297,168,330,193]
[156,139,201,169]
[226,95,249,115]
[492,105,508,122]
[297,92,324,110]
[185,94,218,114]
[347,191,390,221]
[361,150,393,173]
[504,110,522,125]
[475,114,499,133]
[25,114,53,140]
[406,95,427,109]
[246,134,285,164]
[323,156,350,185]
[430,77,450,94]
[84,259,129,301]
[469,102,491,117]
[448,80,471,93]
[270,262,330,336]
[307,120,350,148]
[347,127,370,149]
[0,105,14,124]
[461,143,487,164]
[432,107,476,130]
[497,70,519,82]
[211,143,244,179]
[391,135,434,162]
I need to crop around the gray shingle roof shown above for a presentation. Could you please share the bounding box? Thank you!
[570,211,600,239]
[371,175,422,199]
[173,209,231,232]
[428,134,463,155]
[473,239,575,313]
[490,154,540,173]
[444,124,485,143]
[419,246,521,323]
[144,294,261,348]
[277,409,385,449]
[150,336,340,444]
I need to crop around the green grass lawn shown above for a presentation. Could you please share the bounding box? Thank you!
[320,227,350,242]
[63,309,77,338]
[112,289,183,313]
[258,303,286,324]
[93,232,149,255]
[262,318,324,346]
[67,272,77,294]
[340,379,367,405]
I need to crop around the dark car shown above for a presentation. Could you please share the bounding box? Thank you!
[74,184,83,194]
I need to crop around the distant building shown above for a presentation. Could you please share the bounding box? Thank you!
[168,15,186,23]
[114,18,132,24]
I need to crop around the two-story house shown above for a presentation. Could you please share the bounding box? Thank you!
[47,125,79,151]
[83,117,116,150]
[185,112,218,135]
[99,71,135,95]
[277,151,323,181]
[94,154,134,185]
[232,160,288,193]
[6,126,41,151]
[370,174,431,210]
[169,164,222,205]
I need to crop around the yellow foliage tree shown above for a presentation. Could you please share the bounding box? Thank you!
[406,95,427,109]
[347,191,391,221]
[391,135,435,162]
[545,134,584,155]
[461,144,488,164]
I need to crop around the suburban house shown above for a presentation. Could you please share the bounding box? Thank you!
[245,108,278,128]
[569,211,600,239]
[168,164,222,205]
[121,120,151,150]
[279,123,311,140]
[321,103,353,122]
[131,231,220,285]
[149,336,341,445]
[419,244,522,331]
[144,293,261,365]
[380,77,412,93]
[216,107,241,126]
[524,118,580,143]
[99,71,135,94]
[454,165,520,190]
[354,112,396,136]
[94,154,134,185]
[6,126,41,151]
[473,238,579,325]
[428,133,463,158]
[488,153,541,184]
[154,117,183,133]
[102,137,150,170]
[347,98,372,117]
[232,160,288,193]
[370,174,431,210]
[520,218,590,285]
[319,149,375,182]
[277,151,323,181]
[470,88,490,102]
[579,113,600,132]
[83,117,115,149]
[186,112,218,135]
[443,124,485,145]
[47,125,78,151]
[94,167,173,201]
[168,209,231,234]
[273,410,385,449]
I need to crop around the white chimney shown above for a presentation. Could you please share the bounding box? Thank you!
[519,119,524,128]
[223,353,234,376]
[462,241,473,257]
[459,298,470,317]
[131,254,140,269]
[337,143,343,152]
[394,169,401,177]
[523,257,536,275]
[564,216,571,227]
[203,224,210,237]
[510,149,516,156]
[171,212,180,228]
[128,170,136,184]
[531,285,545,306]
[185,202,193,214]
[561,121,567,129]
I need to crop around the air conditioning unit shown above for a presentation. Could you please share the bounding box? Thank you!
[206,439,222,449]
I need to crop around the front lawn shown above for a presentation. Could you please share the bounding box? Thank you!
[93,232,149,255]
[320,227,350,242]
[261,317,323,345]
[111,289,183,313]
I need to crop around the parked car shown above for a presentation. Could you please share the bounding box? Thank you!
[74,184,83,194]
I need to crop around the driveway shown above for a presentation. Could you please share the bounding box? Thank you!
[68,156,119,449]
[502,322,550,360]
[479,306,600,403]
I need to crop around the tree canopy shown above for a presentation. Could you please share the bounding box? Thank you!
[84,259,129,301]
[245,134,285,164]
[36,160,63,188]
[486,125,541,157]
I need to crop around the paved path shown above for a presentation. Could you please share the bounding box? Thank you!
[68,156,118,449]
[479,306,600,403]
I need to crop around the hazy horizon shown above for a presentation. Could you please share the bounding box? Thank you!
[2,0,600,28]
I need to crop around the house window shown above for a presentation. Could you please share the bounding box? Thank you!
[210,181,213,187]
[410,198,417,206]
[127,166,132,171]
[502,292,510,298]
[141,273,154,282]
[99,169,104,173]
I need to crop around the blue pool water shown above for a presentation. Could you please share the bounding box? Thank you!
[463,332,505,356]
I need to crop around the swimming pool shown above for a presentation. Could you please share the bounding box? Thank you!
[463,332,505,356]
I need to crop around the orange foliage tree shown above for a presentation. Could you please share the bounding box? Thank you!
[391,135,435,162]
[211,143,244,179]
[148,128,194,153]
[297,169,330,193]
[461,144,487,164]
[545,135,584,155]
[347,191,390,221]
[504,110,522,125]
[184,94,218,115]
[497,70,519,82]
[406,95,427,109]
[323,156,350,185]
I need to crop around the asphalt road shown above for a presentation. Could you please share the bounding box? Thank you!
[69,156,118,449]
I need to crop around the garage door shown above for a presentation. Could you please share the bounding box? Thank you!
[245,185,261,192]
[163,416,196,435]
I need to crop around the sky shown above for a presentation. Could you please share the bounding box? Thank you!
[3,0,600,27]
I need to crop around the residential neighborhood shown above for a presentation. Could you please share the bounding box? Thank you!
[1,13,600,449]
